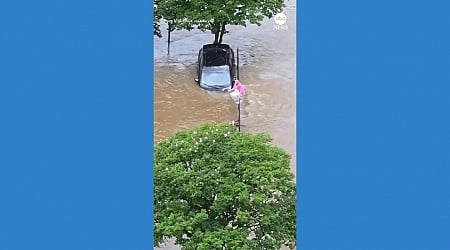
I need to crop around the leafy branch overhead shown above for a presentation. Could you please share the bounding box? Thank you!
[154,0,285,43]
[154,124,296,249]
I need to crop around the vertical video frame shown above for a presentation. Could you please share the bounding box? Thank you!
[153,0,297,249]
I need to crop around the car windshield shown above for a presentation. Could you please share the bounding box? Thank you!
[200,65,231,90]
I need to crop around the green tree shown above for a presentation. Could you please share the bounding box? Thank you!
[154,124,296,249]
[154,0,285,43]
[153,2,162,38]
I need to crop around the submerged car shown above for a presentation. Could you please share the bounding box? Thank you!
[195,44,236,91]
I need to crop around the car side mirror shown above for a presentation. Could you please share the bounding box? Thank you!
[194,78,199,83]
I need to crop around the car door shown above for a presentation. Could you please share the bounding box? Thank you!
[229,49,235,81]
[197,49,203,81]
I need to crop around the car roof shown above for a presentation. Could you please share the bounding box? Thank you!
[202,43,232,51]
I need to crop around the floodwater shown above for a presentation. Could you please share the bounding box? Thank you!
[154,1,296,249]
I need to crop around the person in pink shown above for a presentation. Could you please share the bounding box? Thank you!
[234,80,246,97]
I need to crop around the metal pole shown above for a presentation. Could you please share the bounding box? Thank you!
[236,48,241,131]
[236,48,240,80]
[238,98,241,131]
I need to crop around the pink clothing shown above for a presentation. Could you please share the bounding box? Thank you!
[234,80,246,97]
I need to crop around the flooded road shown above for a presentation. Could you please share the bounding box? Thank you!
[154,1,296,248]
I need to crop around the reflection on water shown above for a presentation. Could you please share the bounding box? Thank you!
[154,1,296,249]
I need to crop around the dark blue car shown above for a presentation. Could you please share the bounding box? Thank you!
[195,44,236,91]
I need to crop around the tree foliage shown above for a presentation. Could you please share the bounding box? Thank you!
[154,124,296,249]
[154,0,285,43]
[153,4,162,38]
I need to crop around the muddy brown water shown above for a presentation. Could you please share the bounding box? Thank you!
[154,1,296,249]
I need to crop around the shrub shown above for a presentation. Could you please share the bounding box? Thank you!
[154,124,296,249]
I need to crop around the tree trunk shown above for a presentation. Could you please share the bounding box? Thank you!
[218,23,226,44]
[213,21,221,44]
[167,22,171,55]
[214,31,219,44]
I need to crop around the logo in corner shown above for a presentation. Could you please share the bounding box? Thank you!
[274,13,287,25]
